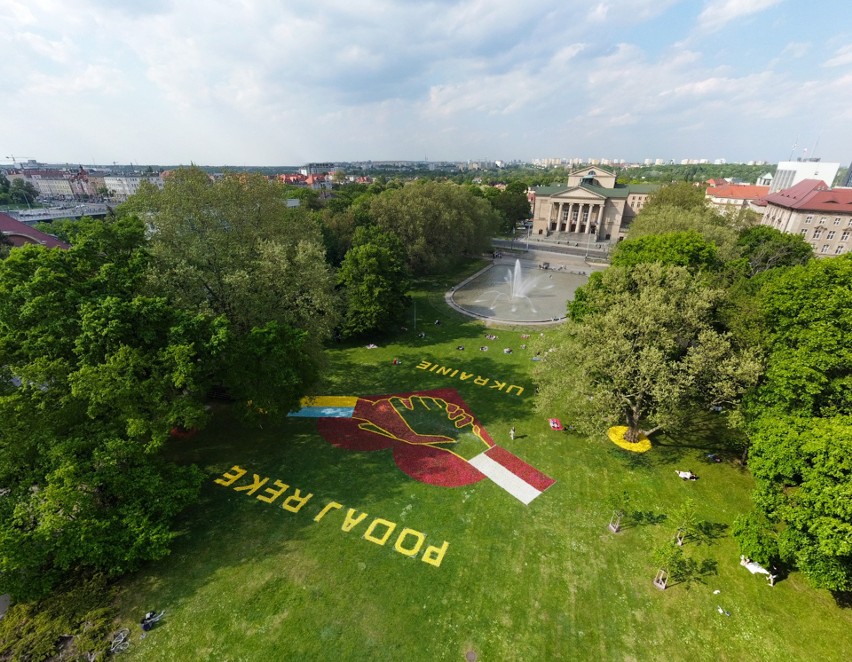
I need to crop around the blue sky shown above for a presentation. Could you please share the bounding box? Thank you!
[3,0,851,166]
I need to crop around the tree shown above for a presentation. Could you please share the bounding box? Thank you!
[734,255,852,591]
[732,510,779,567]
[610,231,720,271]
[534,264,762,442]
[743,255,852,419]
[8,178,39,205]
[484,182,531,235]
[627,205,740,262]
[220,321,318,420]
[0,216,219,599]
[314,207,360,267]
[338,226,411,338]
[644,181,708,212]
[653,541,689,583]
[740,415,852,591]
[368,180,500,275]
[735,225,813,277]
[0,232,12,260]
[607,490,631,533]
[671,498,701,546]
[123,168,340,413]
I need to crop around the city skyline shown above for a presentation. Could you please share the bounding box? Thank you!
[3,0,851,166]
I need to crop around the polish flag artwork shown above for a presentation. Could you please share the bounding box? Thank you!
[289,388,556,505]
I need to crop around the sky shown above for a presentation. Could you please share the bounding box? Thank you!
[3,0,852,166]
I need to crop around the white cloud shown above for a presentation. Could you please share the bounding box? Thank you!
[780,42,810,59]
[2,0,851,164]
[588,3,609,22]
[13,31,74,64]
[823,44,852,68]
[697,0,783,32]
[25,64,126,97]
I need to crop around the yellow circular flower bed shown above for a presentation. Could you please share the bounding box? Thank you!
[607,426,652,453]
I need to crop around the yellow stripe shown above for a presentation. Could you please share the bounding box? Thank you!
[300,395,358,408]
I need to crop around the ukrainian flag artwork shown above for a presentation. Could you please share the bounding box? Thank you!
[288,396,358,419]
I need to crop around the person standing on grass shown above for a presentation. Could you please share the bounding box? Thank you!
[510,426,516,441]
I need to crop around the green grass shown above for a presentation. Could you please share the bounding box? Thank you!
[114,260,852,661]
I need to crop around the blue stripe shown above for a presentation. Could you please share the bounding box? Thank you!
[289,406,355,418]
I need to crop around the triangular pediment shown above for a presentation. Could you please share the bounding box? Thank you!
[550,186,607,201]
[566,166,617,188]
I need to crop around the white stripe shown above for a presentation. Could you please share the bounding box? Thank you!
[468,453,542,505]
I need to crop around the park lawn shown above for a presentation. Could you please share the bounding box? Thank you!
[115,262,852,661]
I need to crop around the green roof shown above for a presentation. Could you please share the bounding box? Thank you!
[533,182,660,198]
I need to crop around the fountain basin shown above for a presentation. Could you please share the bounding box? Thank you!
[450,259,588,324]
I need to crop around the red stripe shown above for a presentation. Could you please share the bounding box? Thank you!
[484,446,555,492]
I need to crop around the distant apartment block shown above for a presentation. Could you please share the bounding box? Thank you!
[769,160,840,193]
[103,175,164,201]
[759,179,852,257]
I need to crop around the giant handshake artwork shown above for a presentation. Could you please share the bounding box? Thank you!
[290,388,555,505]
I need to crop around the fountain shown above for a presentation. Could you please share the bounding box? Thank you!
[479,259,550,314]
[449,257,589,324]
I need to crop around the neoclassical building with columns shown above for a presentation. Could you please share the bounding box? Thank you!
[529,167,657,245]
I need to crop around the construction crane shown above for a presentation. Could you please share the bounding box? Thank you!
[5,155,35,168]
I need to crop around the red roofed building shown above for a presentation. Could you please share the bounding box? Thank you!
[705,184,770,214]
[0,212,69,249]
[279,173,307,186]
[760,180,852,257]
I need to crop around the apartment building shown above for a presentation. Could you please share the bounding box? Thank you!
[760,179,852,257]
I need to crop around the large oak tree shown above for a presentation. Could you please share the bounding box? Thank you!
[534,264,761,442]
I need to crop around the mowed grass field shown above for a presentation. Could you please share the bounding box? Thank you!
[115,262,852,661]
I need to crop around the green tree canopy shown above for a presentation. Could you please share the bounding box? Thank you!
[626,205,740,262]
[483,182,531,235]
[737,415,852,591]
[534,264,762,442]
[0,216,218,599]
[124,167,339,339]
[644,181,709,212]
[368,180,500,275]
[743,255,852,419]
[610,231,720,271]
[735,225,813,277]
[733,254,852,592]
[337,226,411,338]
[0,175,39,206]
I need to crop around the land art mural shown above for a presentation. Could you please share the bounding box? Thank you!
[290,388,555,505]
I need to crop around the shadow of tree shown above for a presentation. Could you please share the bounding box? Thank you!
[669,558,719,590]
[694,521,729,546]
[629,510,669,527]
[832,590,852,609]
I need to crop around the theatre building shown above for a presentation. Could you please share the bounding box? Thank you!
[529,167,657,245]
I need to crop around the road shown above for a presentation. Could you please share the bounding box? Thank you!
[491,237,610,268]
